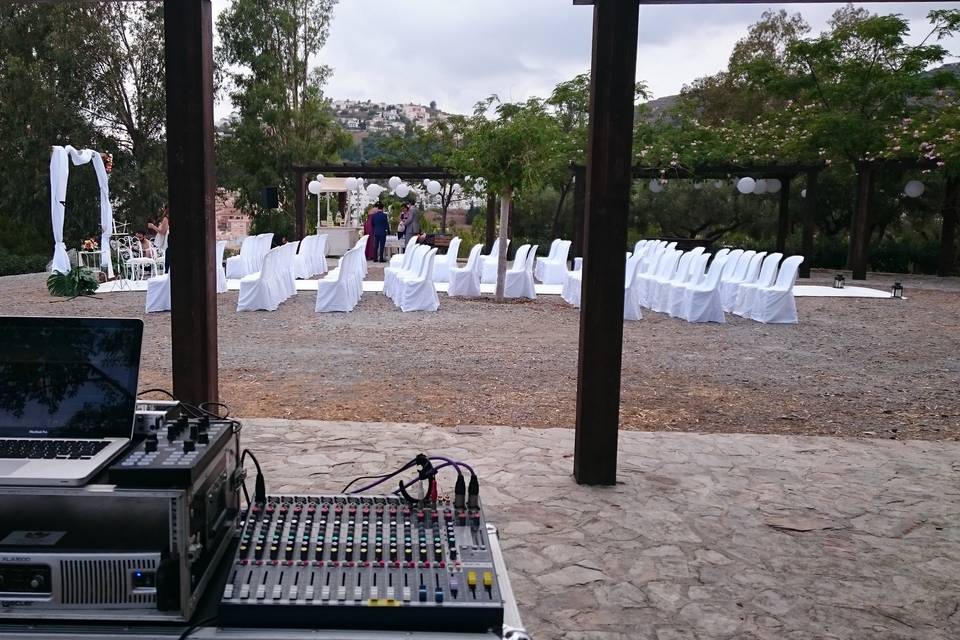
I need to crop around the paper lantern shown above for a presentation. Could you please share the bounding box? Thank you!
[753,179,767,195]
[767,179,782,193]
[315,173,324,182]
[366,184,381,199]
[344,177,358,190]
[388,176,401,189]
[307,180,322,195]
[648,179,663,193]
[423,178,431,186]
[801,189,807,198]
[427,180,442,195]
[904,180,925,198]
[452,183,461,192]
[395,183,410,198]
[736,177,755,194]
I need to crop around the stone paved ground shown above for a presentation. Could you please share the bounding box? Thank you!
[243,419,960,640]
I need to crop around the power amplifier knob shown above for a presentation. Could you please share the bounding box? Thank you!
[29,575,45,590]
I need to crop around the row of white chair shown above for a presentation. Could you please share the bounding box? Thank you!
[315,242,367,313]
[534,239,572,285]
[225,233,273,279]
[383,243,440,312]
[145,241,228,313]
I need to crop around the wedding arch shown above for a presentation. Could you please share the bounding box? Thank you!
[49,144,115,278]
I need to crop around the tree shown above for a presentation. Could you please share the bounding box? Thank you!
[216,0,350,236]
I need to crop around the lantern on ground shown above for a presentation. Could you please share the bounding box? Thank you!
[833,274,845,289]
[891,282,903,299]
[736,177,756,194]
[904,180,925,198]
[307,180,322,195]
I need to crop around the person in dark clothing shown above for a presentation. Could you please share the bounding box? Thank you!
[369,202,391,262]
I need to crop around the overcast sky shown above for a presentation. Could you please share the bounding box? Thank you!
[212,2,960,119]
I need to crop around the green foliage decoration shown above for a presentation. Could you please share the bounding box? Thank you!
[47,267,99,298]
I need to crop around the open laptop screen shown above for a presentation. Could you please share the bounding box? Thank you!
[0,317,143,439]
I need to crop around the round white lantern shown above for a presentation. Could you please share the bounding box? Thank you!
[366,184,381,199]
[736,177,756,194]
[307,180,322,195]
[344,177,358,190]
[395,183,410,198]
[423,178,431,186]
[427,180,442,195]
[388,176,401,189]
[452,183,461,192]
[768,179,782,193]
[648,179,663,193]
[801,189,807,198]
[714,180,724,189]
[315,173,324,183]
[904,180,925,198]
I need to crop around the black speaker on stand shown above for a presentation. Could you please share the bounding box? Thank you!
[260,186,279,209]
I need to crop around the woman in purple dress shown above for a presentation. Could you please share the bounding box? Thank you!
[363,207,375,260]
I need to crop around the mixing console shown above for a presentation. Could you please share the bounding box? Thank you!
[218,494,504,633]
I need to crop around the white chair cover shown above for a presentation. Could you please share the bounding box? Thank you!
[237,247,287,311]
[276,242,299,299]
[388,236,417,269]
[316,248,361,313]
[679,255,728,323]
[216,241,228,293]
[651,251,694,313]
[562,270,582,307]
[638,250,680,309]
[145,273,171,313]
[720,251,760,312]
[433,237,462,283]
[480,238,511,284]
[504,244,537,299]
[667,252,710,318]
[448,244,483,297]
[749,256,805,323]
[733,253,782,317]
[398,248,440,312]
[534,240,572,284]
[226,235,257,279]
[623,257,644,321]
[384,243,426,300]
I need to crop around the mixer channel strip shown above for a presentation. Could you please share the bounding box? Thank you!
[218,494,504,633]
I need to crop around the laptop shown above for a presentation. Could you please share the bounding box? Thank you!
[0,316,143,486]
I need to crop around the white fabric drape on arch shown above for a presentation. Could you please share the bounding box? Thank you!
[49,145,115,277]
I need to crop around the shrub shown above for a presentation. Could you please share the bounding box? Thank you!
[0,251,49,276]
[47,266,99,297]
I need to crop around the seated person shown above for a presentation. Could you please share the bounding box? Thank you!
[134,231,156,258]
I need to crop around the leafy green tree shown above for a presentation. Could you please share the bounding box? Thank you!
[216,0,350,236]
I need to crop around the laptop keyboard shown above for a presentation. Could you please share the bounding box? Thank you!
[0,440,110,460]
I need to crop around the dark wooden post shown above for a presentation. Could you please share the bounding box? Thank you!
[337,192,347,216]
[571,164,586,264]
[938,176,959,277]
[574,0,639,486]
[776,177,791,253]
[485,193,497,253]
[800,169,817,278]
[294,170,306,239]
[849,163,873,280]
[164,0,218,405]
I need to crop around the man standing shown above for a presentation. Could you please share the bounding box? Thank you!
[404,202,420,245]
[370,202,390,262]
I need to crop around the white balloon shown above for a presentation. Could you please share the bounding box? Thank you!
[315,173,324,182]
[904,180,925,198]
[753,179,767,195]
[736,177,756,194]
[344,177,358,190]
[388,176,401,189]
[648,179,663,193]
[801,189,807,199]
[423,178,431,186]
[427,180,442,195]
[307,180,322,195]
[452,183,461,192]
[366,184,381,199]
[767,178,782,193]
[395,183,410,198]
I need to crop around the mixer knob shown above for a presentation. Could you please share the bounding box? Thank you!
[144,439,158,453]
[197,432,209,445]
[166,425,178,440]
[183,440,196,453]
[199,416,210,430]
[176,415,189,430]
[189,424,199,440]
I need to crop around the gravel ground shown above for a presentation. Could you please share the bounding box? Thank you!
[2,267,958,441]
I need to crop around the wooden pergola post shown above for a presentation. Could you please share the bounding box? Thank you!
[776,177,791,254]
[164,0,218,405]
[574,0,639,486]
[294,169,306,239]
[849,163,873,280]
[800,169,817,278]
[938,176,958,277]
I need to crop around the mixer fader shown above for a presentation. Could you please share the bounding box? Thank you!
[218,494,504,633]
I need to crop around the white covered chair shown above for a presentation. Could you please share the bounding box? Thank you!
[433,237,462,283]
[666,252,710,318]
[388,236,417,269]
[215,241,228,294]
[480,238,511,284]
[733,253,783,317]
[748,255,805,323]
[562,270,582,307]
[275,242,299,299]
[396,248,439,312]
[651,250,698,313]
[637,250,680,309]
[448,243,482,297]
[720,251,761,312]
[623,257,644,321]
[678,254,729,323]
[145,273,170,313]
[293,234,329,279]
[503,244,537,299]
[226,235,257,279]
[534,239,572,284]
[237,247,288,312]
[316,248,361,313]
[384,243,427,300]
